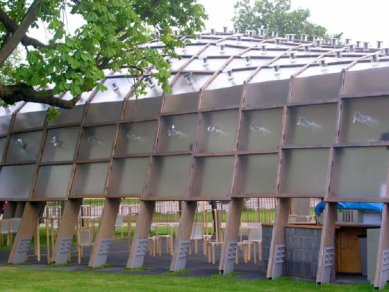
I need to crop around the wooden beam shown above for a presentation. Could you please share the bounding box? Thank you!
[219,198,244,274]
[266,197,291,279]
[52,199,82,264]
[316,202,337,284]
[88,198,121,268]
[127,200,155,268]
[8,201,45,264]
[170,201,197,271]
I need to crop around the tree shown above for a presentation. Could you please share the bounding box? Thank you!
[233,0,339,40]
[0,0,207,110]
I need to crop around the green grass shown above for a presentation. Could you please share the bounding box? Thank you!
[0,267,383,291]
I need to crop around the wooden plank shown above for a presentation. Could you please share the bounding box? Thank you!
[88,198,121,267]
[52,199,82,264]
[127,200,155,268]
[170,201,197,271]
[219,198,244,274]
[8,201,45,264]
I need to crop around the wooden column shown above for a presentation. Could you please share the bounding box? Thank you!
[14,202,26,218]
[266,197,291,279]
[316,202,337,284]
[8,201,45,264]
[374,203,389,289]
[88,198,121,268]
[52,199,82,264]
[219,198,244,274]
[170,201,197,271]
[127,200,155,268]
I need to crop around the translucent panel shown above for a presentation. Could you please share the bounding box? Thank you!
[77,126,115,160]
[0,102,22,116]
[0,165,35,200]
[244,79,289,108]
[148,156,192,199]
[184,57,227,72]
[61,90,93,105]
[170,57,191,71]
[342,97,389,143]
[33,165,72,199]
[251,67,299,83]
[191,157,234,199]
[206,69,255,90]
[200,85,242,109]
[48,105,84,126]
[162,92,199,113]
[0,138,5,159]
[298,63,348,77]
[13,111,47,130]
[115,121,157,155]
[271,56,317,66]
[42,127,79,162]
[331,147,388,199]
[235,154,278,196]
[19,102,48,113]
[350,60,389,71]
[281,149,329,196]
[0,115,12,136]
[170,74,210,94]
[177,44,204,56]
[199,110,239,153]
[70,163,109,197]
[239,108,283,151]
[199,45,244,57]
[286,104,337,145]
[85,101,123,125]
[6,131,43,162]
[124,96,162,120]
[92,77,134,102]
[108,158,149,196]
[224,57,269,71]
[158,114,197,152]
[291,73,341,103]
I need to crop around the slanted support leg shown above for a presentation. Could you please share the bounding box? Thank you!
[170,201,197,271]
[52,199,82,264]
[8,202,45,264]
[127,201,155,269]
[14,202,26,218]
[266,198,291,279]
[219,198,244,275]
[316,202,337,284]
[374,203,389,289]
[89,198,121,268]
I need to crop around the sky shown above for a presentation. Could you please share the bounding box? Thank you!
[198,0,389,45]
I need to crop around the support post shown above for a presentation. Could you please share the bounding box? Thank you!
[170,201,197,271]
[52,199,82,264]
[88,198,121,268]
[316,202,337,284]
[14,202,26,218]
[8,202,45,264]
[374,203,389,289]
[266,198,291,279]
[219,198,244,274]
[127,200,155,268]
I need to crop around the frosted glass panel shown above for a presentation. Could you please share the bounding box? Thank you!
[78,126,115,160]
[244,80,289,108]
[342,97,389,143]
[6,131,43,162]
[48,105,84,126]
[239,109,282,151]
[70,163,109,197]
[236,154,278,196]
[33,165,72,199]
[0,165,35,200]
[192,157,234,199]
[109,158,149,196]
[116,121,157,155]
[162,92,199,113]
[332,147,388,199]
[199,110,239,153]
[125,97,162,120]
[287,104,337,145]
[291,73,341,103]
[281,149,329,196]
[42,127,79,162]
[0,138,6,159]
[344,66,389,96]
[149,156,192,199]
[158,114,197,152]
[0,115,12,135]
[85,101,122,125]
[13,111,46,130]
[201,85,242,109]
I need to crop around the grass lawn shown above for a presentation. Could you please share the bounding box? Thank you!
[0,267,383,291]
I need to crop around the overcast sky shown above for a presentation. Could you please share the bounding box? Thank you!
[198,0,389,45]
